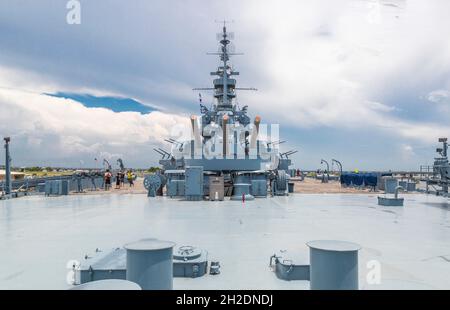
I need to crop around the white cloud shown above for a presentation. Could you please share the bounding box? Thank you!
[428,89,450,105]
[0,81,190,167]
[400,144,415,159]
[236,0,450,141]
[0,65,125,100]
[366,100,396,113]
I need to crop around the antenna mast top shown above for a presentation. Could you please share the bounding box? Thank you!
[193,21,255,112]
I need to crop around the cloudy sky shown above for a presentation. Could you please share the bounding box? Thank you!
[1,0,450,170]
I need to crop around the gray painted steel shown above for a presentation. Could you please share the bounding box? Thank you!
[332,159,343,176]
[209,176,224,201]
[307,240,361,290]
[379,185,404,206]
[231,183,254,201]
[3,137,12,197]
[3,193,450,290]
[407,182,416,192]
[209,261,220,275]
[378,196,404,206]
[45,180,68,196]
[234,174,251,185]
[37,183,45,192]
[385,178,398,194]
[184,158,262,172]
[185,167,203,201]
[165,171,186,197]
[251,179,267,197]
[70,279,141,290]
[143,174,162,197]
[44,181,52,196]
[173,245,208,278]
[1,175,100,192]
[428,138,450,195]
[124,239,175,290]
[272,170,289,196]
[288,182,294,193]
[378,175,386,191]
[274,260,309,281]
[152,26,292,202]
[399,181,407,189]
[271,249,310,281]
[77,245,209,283]
[76,248,126,284]
[320,159,330,183]
[169,180,185,197]
[278,158,292,171]
[61,180,70,195]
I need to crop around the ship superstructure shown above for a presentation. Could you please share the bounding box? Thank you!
[148,25,296,199]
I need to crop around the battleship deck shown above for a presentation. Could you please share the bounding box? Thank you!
[1,193,450,289]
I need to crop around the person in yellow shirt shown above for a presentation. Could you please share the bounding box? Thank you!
[127,170,134,187]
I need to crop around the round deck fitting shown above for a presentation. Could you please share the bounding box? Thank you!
[124,238,176,290]
[231,183,255,201]
[307,240,361,290]
[143,174,162,190]
[173,245,202,261]
[378,196,404,207]
[69,279,141,290]
[125,239,175,251]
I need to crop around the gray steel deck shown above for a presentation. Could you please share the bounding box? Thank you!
[1,193,450,289]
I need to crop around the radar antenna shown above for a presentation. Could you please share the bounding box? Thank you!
[193,22,256,110]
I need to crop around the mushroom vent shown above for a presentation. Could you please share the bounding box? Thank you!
[173,246,202,261]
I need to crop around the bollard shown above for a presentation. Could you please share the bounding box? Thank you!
[124,238,176,290]
[307,240,361,290]
[231,183,254,201]
[288,182,294,193]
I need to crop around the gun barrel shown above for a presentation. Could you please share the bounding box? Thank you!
[191,115,202,156]
[250,116,261,149]
[222,115,229,157]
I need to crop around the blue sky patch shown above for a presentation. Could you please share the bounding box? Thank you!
[46,92,155,114]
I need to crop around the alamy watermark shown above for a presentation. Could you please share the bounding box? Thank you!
[366,259,382,285]
[66,0,81,25]
[366,0,382,24]
[66,259,80,285]
[167,122,280,162]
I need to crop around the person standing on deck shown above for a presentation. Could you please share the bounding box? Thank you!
[127,170,134,187]
[115,172,121,189]
[120,171,125,187]
[104,170,112,190]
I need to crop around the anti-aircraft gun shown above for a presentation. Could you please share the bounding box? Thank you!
[102,159,112,172]
[117,158,125,172]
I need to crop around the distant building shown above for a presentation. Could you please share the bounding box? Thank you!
[0,170,26,181]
